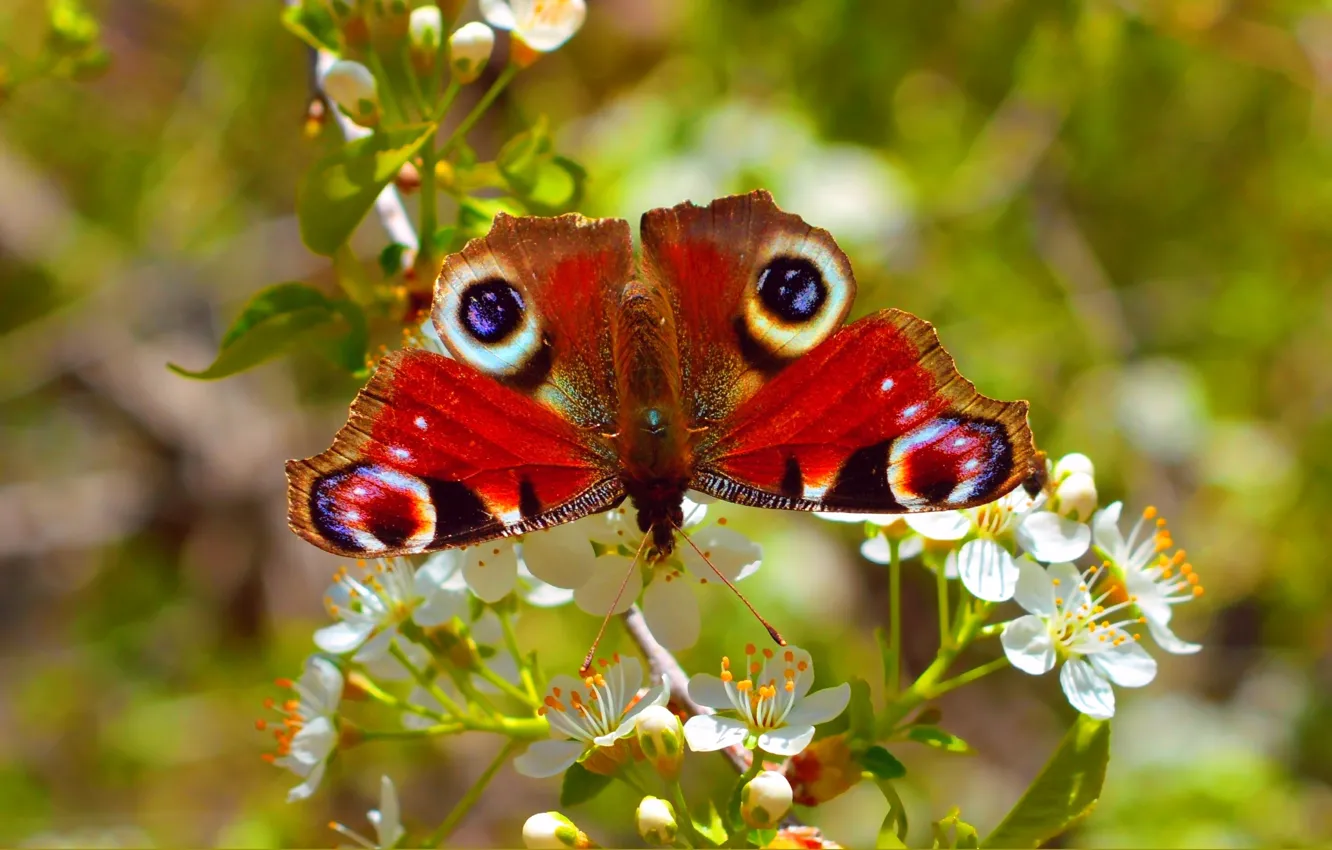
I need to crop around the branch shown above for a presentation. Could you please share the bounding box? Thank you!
[622,605,752,774]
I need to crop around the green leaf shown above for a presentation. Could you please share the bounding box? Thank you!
[875,627,893,691]
[458,195,526,240]
[280,1,340,53]
[909,706,943,727]
[860,745,906,780]
[847,676,875,748]
[876,780,909,847]
[521,156,586,215]
[559,762,612,808]
[168,283,363,380]
[496,116,552,193]
[981,715,1111,848]
[748,828,778,847]
[907,726,974,754]
[933,807,980,849]
[692,801,728,846]
[298,122,437,256]
[378,242,408,277]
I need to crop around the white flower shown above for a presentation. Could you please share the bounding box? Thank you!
[514,654,669,778]
[329,775,404,849]
[1001,559,1158,719]
[449,21,495,84]
[322,59,380,127]
[408,6,442,51]
[522,497,756,650]
[634,704,684,779]
[315,554,467,661]
[741,771,793,829]
[522,812,590,849]
[480,0,585,58]
[635,796,678,847]
[1093,502,1203,655]
[264,656,344,802]
[905,485,1091,602]
[683,644,850,757]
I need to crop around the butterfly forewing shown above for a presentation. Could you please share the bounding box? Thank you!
[286,348,622,557]
[692,309,1035,514]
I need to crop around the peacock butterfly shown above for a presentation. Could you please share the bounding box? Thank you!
[287,191,1036,583]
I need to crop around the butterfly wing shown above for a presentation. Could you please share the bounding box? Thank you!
[287,347,623,557]
[640,190,856,425]
[432,212,632,428]
[692,309,1036,513]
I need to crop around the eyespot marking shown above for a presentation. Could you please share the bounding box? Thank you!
[887,418,1013,508]
[460,278,525,343]
[757,256,826,322]
[311,463,437,554]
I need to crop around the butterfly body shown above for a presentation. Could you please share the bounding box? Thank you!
[287,191,1037,563]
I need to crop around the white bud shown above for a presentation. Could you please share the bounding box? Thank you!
[634,704,684,780]
[1053,452,1095,482]
[522,812,587,849]
[409,5,443,52]
[322,59,380,128]
[449,21,494,84]
[741,770,793,829]
[1054,471,1098,522]
[635,796,677,846]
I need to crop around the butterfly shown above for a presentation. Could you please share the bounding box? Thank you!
[287,190,1036,581]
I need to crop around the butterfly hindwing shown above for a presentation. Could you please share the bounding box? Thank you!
[286,348,623,557]
[692,309,1035,514]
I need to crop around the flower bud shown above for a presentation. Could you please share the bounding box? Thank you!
[1053,471,1097,522]
[327,0,370,49]
[522,812,595,849]
[322,59,380,128]
[1053,452,1095,482]
[408,5,443,71]
[785,732,858,806]
[741,770,793,830]
[635,796,677,847]
[634,704,684,780]
[449,22,494,84]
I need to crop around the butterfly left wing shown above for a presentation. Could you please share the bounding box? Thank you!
[287,347,622,557]
[691,309,1036,514]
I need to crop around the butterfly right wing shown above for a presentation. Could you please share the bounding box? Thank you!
[287,347,623,558]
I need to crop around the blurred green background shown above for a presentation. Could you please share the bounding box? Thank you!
[2,0,1331,846]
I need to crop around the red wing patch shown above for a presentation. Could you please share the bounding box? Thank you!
[287,348,623,557]
[692,309,1035,514]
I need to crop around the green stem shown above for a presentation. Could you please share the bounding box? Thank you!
[671,780,707,848]
[419,132,438,249]
[360,723,465,741]
[400,44,430,118]
[332,243,376,305]
[353,673,451,723]
[364,51,405,124]
[423,738,521,846]
[434,78,461,122]
[499,607,539,702]
[440,64,517,154]
[925,655,1010,699]
[934,553,952,650]
[474,661,541,709]
[887,537,902,697]
[877,600,994,737]
[445,665,502,719]
[390,641,466,719]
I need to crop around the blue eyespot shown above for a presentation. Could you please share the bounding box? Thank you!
[460,279,525,343]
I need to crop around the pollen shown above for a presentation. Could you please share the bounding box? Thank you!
[784,650,795,663]
[721,670,733,683]
[797,660,808,672]
[762,648,774,659]
[1144,506,1158,520]
[750,661,762,675]
[785,680,795,692]
[745,643,756,655]
[736,679,753,693]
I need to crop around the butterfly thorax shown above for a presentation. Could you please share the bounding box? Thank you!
[612,281,694,557]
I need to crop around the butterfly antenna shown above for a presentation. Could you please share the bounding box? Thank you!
[580,528,653,677]
[673,522,786,648]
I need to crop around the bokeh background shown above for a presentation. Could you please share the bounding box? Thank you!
[3,0,1331,846]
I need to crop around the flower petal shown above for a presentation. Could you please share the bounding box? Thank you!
[758,724,816,757]
[520,522,596,589]
[687,673,733,711]
[608,674,671,743]
[904,511,970,541]
[1002,614,1056,675]
[956,538,1018,601]
[374,776,404,849]
[1145,617,1202,655]
[784,683,851,727]
[679,527,761,583]
[314,620,376,655]
[412,586,466,628]
[1016,511,1091,563]
[478,0,518,30]
[285,759,327,802]
[514,739,586,778]
[516,559,575,608]
[683,715,749,753]
[1059,658,1115,719]
[1049,561,1089,612]
[1091,501,1125,555]
[1013,556,1057,617]
[860,535,891,564]
[415,551,463,595]
[1089,638,1157,688]
[463,542,518,603]
[642,574,701,650]
[573,557,642,616]
[513,0,586,52]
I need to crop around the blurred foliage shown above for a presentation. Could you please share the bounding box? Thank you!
[1,0,1331,847]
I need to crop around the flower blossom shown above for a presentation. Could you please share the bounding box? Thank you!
[1093,502,1203,654]
[1001,559,1157,719]
[514,654,669,778]
[684,645,850,757]
[260,656,344,801]
[480,0,585,65]
[329,775,404,849]
[905,465,1092,602]
[315,554,467,661]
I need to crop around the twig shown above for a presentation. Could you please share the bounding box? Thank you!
[621,605,752,773]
